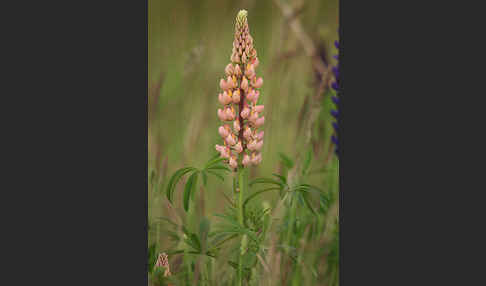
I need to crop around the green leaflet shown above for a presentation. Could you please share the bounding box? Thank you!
[249,177,284,188]
[203,156,226,169]
[166,167,197,203]
[243,187,281,215]
[183,171,199,212]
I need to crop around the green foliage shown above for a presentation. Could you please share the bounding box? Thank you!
[165,155,231,211]
[149,1,340,284]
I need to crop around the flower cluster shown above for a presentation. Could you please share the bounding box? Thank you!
[215,10,264,169]
[331,39,340,157]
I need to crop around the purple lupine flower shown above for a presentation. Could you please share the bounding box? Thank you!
[331,38,340,157]
[215,10,264,169]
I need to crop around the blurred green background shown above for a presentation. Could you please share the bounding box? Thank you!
[149,0,339,285]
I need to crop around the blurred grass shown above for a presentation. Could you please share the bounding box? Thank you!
[149,0,339,284]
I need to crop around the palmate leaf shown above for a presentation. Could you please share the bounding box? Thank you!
[166,167,197,203]
[213,213,239,227]
[183,171,199,212]
[243,187,281,214]
[208,233,238,252]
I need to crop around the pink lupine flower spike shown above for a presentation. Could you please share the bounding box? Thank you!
[214,10,264,170]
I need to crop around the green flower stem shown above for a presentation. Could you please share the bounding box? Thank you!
[237,167,246,286]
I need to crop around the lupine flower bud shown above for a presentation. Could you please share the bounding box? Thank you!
[233,119,240,132]
[252,77,263,88]
[225,63,234,76]
[245,64,255,79]
[219,78,228,90]
[249,111,259,123]
[234,140,243,153]
[241,76,249,92]
[234,64,242,76]
[247,139,256,151]
[254,116,264,127]
[225,106,235,120]
[242,51,247,63]
[254,140,263,151]
[256,131,264,140]
[229,156,238,169]
[218,126,229,138]
[240,107,250,119]
[233,53,240,63]
[226,134,236,146]
[246,89,256,102]
[217,108,225,121]
[254,105,264,113]
[216,146,230,158]
[253,90,260,103]
[242,154,251,166]
[216,10,264,167]
[252,57,259,68]
[232,89,241,103]
[243,127,252,141]
[251,152,262,164]
[215,144,224,153]
[246,90,259,104]
[219,92,232,105]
